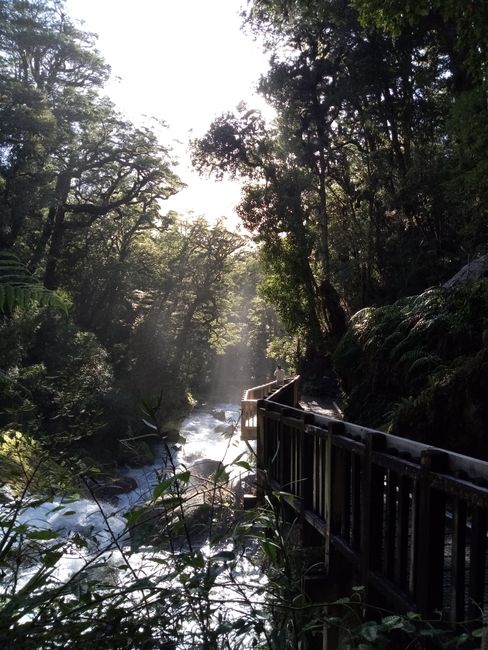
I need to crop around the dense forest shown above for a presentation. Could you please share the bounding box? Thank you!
[1,0,488,647]
[0,0,288,471]
[2,0,488,461]
[194,0,488,457]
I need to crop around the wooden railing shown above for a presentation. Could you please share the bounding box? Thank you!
[254,379,488,625]
[240,376,300,440]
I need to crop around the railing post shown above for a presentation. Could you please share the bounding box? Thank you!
[301,416,315,511]
[325,420,346,574]
[361,432,387,595]
[450,498,467,623]
[300,415,322,547]
[278,407,288,487]
[256,398,266,504]
[415,449,449,618]
[468,506,487,621]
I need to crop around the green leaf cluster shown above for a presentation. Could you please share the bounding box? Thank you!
[334,278,488,456]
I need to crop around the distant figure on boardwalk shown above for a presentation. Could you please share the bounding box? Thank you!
[273,365,285,387]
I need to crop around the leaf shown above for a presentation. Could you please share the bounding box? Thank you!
[471,628,487,638]
[71,533,88,548]
[381,615,404,629]
[142,418,158,431]
[186,552,205,569]
[177,470,191,484]
[152,476,176,498]
[43,550,63,567]
[14,524,28,534]
[360,622,378,642]
[213,464,229,482]
[261,539,278,562]
[27,529,59,541]
[235,460,253,471]
[0,251,69,313]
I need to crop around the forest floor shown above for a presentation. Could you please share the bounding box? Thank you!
[300,394,343,419]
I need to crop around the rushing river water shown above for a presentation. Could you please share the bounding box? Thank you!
[14,403,244,541]
[2,403,266,648]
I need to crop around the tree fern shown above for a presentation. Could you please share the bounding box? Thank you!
[0,251,68,313]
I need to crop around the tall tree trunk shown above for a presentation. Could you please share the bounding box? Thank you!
[42,171,71,289]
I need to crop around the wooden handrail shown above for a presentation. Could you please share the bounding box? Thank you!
[240,375,299,440]
[248,376,488,630]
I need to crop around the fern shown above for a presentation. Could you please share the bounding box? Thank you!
[397,348,429,367]
[0,251,68,313]
[407,353,443,377]
[383,330,404,350]
[390,333,421,361]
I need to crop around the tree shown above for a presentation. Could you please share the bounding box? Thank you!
[0,0,109,249]
[121,218,245,418]
[193,105,340,350]
[195,0,486,359]
[0,0,183,290]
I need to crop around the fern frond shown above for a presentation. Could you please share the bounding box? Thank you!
[407,354,443,377]
[383,330,404,349]
[0,251,68,313]
[389,334,421,361]
[397,348,429,367]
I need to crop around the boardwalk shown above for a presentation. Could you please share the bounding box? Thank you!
[242,375,488,636]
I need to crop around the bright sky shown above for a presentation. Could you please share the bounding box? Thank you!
[65,0,271,228]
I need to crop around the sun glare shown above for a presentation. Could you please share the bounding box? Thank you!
[65,0,271,226]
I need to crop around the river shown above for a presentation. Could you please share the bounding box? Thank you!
[1,403,267,648]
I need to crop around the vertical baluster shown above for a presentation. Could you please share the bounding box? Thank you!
[300,418,314,511]
[289,421,296,494]
[450,498,467,624]
[325,421,345,573]
[415,449,448,618]
[256,399,266,503]
[395,475,411,591]
[383,469,398,579]
[321,435,327,519]
[361,432,387,589]
[312,435,319,513]
[270,412,279,483]
[468,507,487,621]
[342,451,352,541]
[351,452,361,550]
[296,426,301,497]
[278,410,286,486]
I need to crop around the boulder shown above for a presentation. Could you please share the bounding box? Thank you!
[190,458,223,479]
[444,255,488,288]
[212,409,227,422]
[87,474,137,500]
[214,422,233,435]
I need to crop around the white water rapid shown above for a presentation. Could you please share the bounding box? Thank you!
[13,403,244,543]
[1,403,269,648]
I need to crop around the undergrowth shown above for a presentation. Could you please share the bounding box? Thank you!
[334,279,488,458]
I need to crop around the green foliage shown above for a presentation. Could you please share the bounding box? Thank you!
[1,431,486,649]
[351,0,488,86]
[0,251,68,314]
[192,0,488,361]
[334,278,488,457]
[0,430,67,494]
[0,306,116,456]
